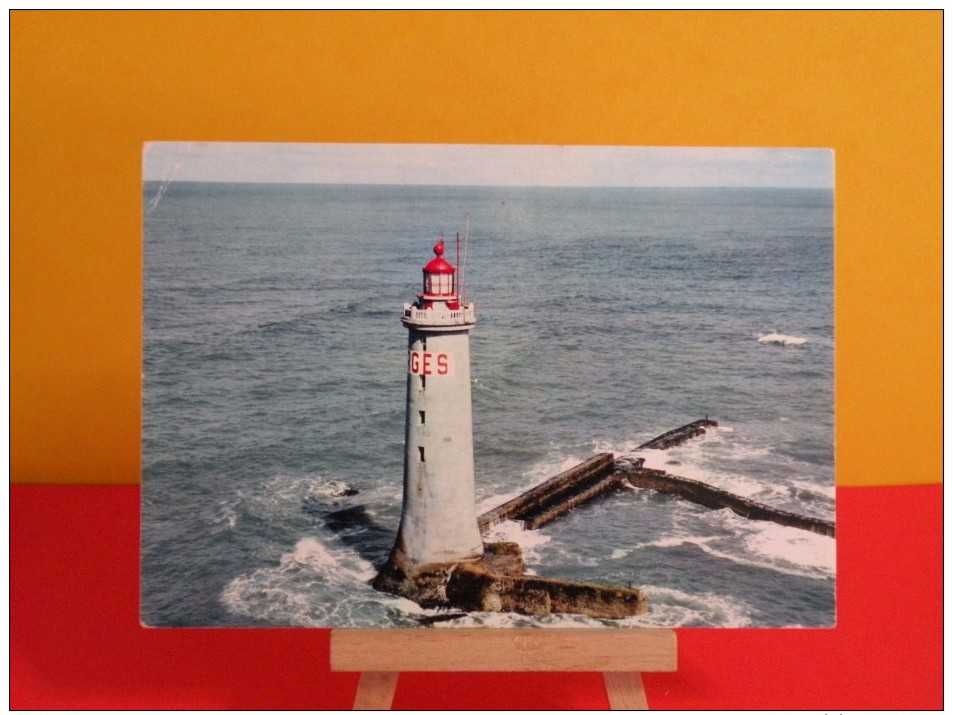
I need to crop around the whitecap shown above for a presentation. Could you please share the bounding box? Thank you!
[482,519,552,567]
[221,537,385,627]
[743,521,835,574]
[757,332,808,346]
[634,585,754,628]
[664,510,835,580]
[787,478,836,502]
[476,453,591,514]
[633,437,772,501]
[209,498,239,532]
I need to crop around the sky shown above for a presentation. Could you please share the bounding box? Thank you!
[143,143,833,189]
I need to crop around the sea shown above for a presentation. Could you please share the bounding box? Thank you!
[142,182,834,629]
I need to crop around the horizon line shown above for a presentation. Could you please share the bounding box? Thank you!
[143,178,832,191]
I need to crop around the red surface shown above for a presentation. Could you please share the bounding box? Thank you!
[11,484,942,709]
[423,240,456,275]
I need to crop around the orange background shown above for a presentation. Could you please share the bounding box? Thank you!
[11,11,941,486]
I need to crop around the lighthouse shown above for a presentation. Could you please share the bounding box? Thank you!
[371,236,647,618]
[382,238,483,575]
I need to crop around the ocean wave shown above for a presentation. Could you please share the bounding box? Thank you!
[632,431,774,501]
[629,427,833,517]
[635,586,754,628]
[214,475,367,541]
[209,498,239,533]
[220,537,391,627]
[757,332,808,346]
[287,537,377,580]
[741,519,835,574]
[262,474,360,503]
[482,519,552,568]
[477,453,589,513]
[786,479,836,503]
[254,312,319,335]
[668,510,835,580]
[431,609,634,629]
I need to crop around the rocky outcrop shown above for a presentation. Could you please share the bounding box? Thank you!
[446,563,646,619]
[372,540,645,619]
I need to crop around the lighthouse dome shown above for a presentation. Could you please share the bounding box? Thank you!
[423,240,456,275]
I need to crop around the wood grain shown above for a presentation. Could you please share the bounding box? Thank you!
[331,629,676,672]
[604,672,648,710]
[352,672,399,710]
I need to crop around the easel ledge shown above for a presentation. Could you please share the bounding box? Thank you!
[331,628,677,710]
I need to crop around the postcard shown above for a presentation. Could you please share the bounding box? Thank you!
[142,143,834,628]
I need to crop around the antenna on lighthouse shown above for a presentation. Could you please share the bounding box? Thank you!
[461,213,470,304]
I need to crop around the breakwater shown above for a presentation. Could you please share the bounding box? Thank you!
[636,418,718,450]
[476,419,834,538]
[478,454,622,532]
[375,418,830,620]
[614,461,835,537]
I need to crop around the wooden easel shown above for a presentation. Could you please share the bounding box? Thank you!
[331,629,677,710]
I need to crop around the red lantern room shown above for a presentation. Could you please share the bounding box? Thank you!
[420,239,459,309]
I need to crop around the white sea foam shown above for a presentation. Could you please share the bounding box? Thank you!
[633,534,720,552]
[667,510,835,580]
[743,521,835,574]
[432,609,607,629]
[483,519,552,567]
[757,332,808,346]
[287,537,341,572]
[635,586,754,628]
[286,537,378,582]
[209,498,239,532]
[221,572,324,627]
[221,537,384,626]
[788,478,836,502]
[477,454,587,514]
[475,491,520,514]
[261,474,360,502]
[629,426,830,509]
[633,432,774,501]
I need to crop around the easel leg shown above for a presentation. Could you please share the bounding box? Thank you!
[603,671,648,710]
[353,671,399,710]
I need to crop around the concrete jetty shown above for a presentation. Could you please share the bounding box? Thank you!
[636,418,718,450]
[475,418,833,538]
[375,417,830,620]
[478,454,622,532]
[615,461,835,537]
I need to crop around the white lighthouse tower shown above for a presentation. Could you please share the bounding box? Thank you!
[384,238,484,571]
[372,237,646,619]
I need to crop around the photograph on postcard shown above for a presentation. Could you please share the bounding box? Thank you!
[142,143,834,628]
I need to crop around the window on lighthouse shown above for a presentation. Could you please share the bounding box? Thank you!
[424,272,453,295]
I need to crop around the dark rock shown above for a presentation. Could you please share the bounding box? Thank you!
[446,563,645,618]
[372,541,646,619]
